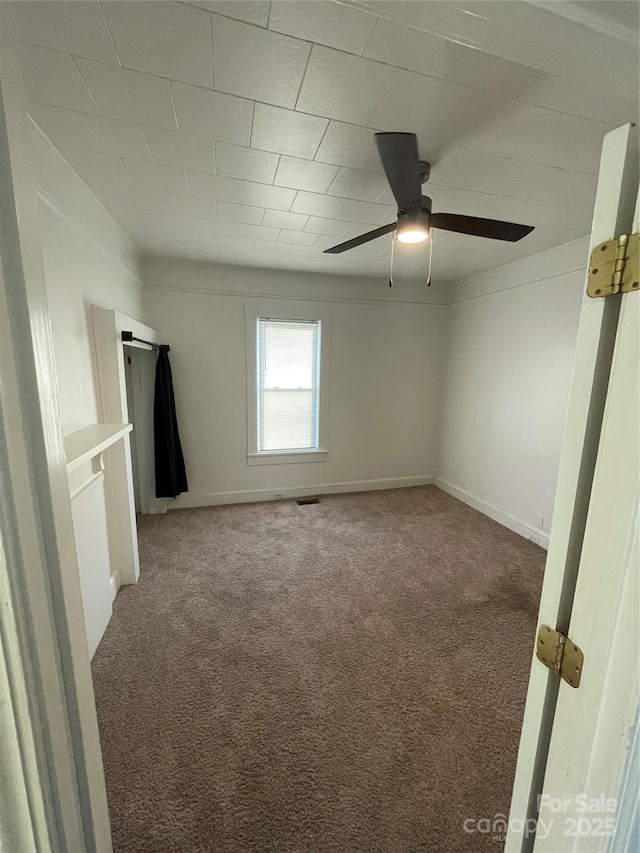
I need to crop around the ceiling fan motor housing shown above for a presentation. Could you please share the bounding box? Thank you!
[397,209,430,236]
[323,133,534,254]
[398,194,431,217]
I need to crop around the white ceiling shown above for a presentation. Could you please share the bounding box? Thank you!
[17,0,639,284]
[537,1,640,39]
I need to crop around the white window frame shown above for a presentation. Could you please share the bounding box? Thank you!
[245,301,330,465]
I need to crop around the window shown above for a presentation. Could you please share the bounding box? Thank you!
[257,319,320,452]
[246,304,329,465]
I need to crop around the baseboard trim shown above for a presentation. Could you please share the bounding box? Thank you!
[109,571,120,601]
[166,476,550,549]
[170,475,435,509]
[432,478,550,549]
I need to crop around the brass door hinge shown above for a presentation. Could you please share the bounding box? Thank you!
[587,232,639,298]
[536,625,584,688]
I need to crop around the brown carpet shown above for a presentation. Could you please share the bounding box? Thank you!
[92,485,544,853]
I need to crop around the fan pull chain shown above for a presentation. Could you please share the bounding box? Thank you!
[426,229,433,287]
[388,232,395,287]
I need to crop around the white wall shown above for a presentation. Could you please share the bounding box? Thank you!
[31,124,146,433]
[29,113,587,549]
[436,240,588,547]
[142,259,446,506]
[29,124,148,651]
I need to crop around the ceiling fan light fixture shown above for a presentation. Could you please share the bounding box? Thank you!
[396,211,430,244]
[322,133,534,255]
[397,228,428,244]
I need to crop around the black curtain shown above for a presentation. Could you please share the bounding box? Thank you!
[154,346,188,499]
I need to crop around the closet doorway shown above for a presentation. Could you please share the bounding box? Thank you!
[123,343,156,515]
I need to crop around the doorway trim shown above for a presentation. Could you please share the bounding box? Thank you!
[92,308,161,584]
[123,339,164,516]
[0,6,111,850]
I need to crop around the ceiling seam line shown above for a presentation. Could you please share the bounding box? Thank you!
[97,1,122,67]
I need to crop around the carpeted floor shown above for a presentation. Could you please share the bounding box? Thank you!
[92,485,545,853]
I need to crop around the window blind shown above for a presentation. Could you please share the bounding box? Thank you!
[257,318,320,452]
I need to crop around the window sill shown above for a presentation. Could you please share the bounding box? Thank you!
[247,449,329,466]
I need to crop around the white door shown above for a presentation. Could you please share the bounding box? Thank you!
[506,123,639,852]
[534,216,639,852]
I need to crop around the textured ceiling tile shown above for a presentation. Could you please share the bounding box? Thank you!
[363,18,462,78]
[24,0,621,280]
[215,142,279,183]
[430,148,599,207]
[274,156,339,193]
[186,170,244,202]
[185,1,270,27]
[314,121,384,174]
[430,187,595,238]
[458,102,612,173]
[20,43,99,114]
[368,69,491,161]
[527,223,590,244]
[313,234,341,249]
[373,185,398,206]
[165,193,219,219]
[212,16,311,108]
[171,82,254,146]
[303,216,351,236]
[216,202,265,224]
[430,186,557,228]
[518,72,639,126]
[445,50,544,99]
[251,104,328,160]
[103,183,169,212]
[346,0,638,92]
[530,201,594,230]
[15,1,119,63]
[29,104,151,160]
[432,233,557,280]
[242,182,296,211]
[238,223,281,241]
[296,46,390,125]
[288,242,329,256]
[254,239,293,254]
[144,127,216,173]
[103,2,213,87]
[123,160,190,194]
[268,1,377,55]
[64,151,132,185]
[277,229,319,245]
[291,190,347,218]
[326,167,388,202]
[107,203,151,235]
[149,210,241,238]
[76,59,177,130]
[335,199,396,225]
[262,209,310,231]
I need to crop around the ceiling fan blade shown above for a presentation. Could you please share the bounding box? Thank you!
[375,132,422,213]
[323,222,397,254]
[429,212,534,242]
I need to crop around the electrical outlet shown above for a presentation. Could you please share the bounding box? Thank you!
[536,514,545,529]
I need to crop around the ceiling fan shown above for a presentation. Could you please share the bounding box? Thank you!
[323,132,534,255]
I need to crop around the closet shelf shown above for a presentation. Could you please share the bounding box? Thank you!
[64,423,132,473]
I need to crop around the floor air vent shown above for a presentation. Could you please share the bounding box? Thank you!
[296,497,320,506]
